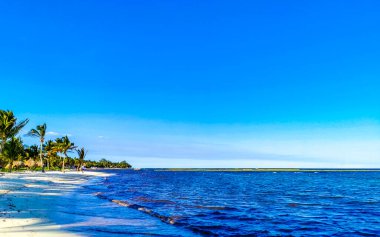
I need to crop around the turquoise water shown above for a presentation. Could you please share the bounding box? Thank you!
[57,170,380,236]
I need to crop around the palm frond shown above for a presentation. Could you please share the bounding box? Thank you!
[27,128,40,137]
[76,147,88,160]
[10,118,29,137]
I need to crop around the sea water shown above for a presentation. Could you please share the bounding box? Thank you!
[55,170,380,236]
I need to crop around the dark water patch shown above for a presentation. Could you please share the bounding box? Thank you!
[110,199,179,225]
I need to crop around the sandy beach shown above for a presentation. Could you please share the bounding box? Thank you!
[0,171,111,237]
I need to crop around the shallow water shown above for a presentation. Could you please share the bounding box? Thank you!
[58,170,380,236]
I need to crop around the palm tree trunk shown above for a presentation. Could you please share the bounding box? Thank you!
[62,153,66,173]
[0,139,5,154]
[40,141,45,173]
[62,158,65,173]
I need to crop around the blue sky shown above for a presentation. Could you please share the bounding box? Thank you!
[1,0,379,167]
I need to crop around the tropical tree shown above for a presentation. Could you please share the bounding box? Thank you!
[24,145,40,170]
[2,137,24,172]
[76,147,87,172]
[44,140,56,170]
[66,156,75,167]
[117,160,132,168]
[27,123,47,172]
[99,158,112,168]
[0,110,29,154]
[24,145,39,160]
[55,136,76,172]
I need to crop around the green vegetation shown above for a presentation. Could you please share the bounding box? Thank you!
[2,137,24,172]
[84,159,132,169]
[26,123,47,172]
[0,109,132,172]
[0,110,29,154]
[76,147,87,172]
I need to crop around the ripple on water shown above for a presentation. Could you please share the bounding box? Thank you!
[76,170,380,236]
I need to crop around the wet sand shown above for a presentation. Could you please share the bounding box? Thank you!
[0,171,111,237]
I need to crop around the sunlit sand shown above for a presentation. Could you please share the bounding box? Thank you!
[0,171,111,236]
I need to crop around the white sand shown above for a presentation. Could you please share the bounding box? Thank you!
[0,171,112,237]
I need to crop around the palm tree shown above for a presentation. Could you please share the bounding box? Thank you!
[24,145,39,160]
[55,136,76,172]
[76,147,87,172]
[27,123,47,172]
[0,110,29,154]
[24,145,39,170]
[2,137,24,172]
[44,140,56,170]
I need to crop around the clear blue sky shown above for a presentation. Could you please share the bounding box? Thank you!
[1,0,379,167]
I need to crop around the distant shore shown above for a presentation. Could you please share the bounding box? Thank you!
[0,171,111,236]
[156,168,380,172]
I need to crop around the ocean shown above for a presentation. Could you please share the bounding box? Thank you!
[53,169,380,236]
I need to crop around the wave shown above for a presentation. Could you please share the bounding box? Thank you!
[95,192,180,225]
[94,191,245,236]
[112,200,182,225]
[133,196,176,205]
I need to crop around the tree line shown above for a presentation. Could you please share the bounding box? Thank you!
[0,110,132,172]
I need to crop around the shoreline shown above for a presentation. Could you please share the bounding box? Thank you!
[2,169,379,236]
[0,171,112,236]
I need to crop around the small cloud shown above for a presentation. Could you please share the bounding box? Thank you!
[47,131,59,136]
[98,136,104,139]
[46,132,73,137]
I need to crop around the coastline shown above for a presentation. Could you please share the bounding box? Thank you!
[1,169,379,236]
[0,171,112,236]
